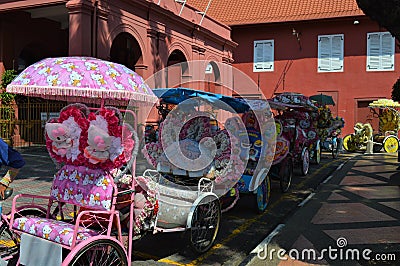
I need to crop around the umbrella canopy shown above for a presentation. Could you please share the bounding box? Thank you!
[6,57,158,105]
[269,92,318,110]
[153,87,251,113]
[309,93,335,106]
[369,98,400,108]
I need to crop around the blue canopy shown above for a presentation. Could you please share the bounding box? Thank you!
[153,88,252,113]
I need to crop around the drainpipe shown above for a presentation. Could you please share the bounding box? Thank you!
[92,0,98,57]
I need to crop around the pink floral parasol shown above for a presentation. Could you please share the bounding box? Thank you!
[6,57,158,105]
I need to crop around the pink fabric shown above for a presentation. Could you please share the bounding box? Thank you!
[51,165,114,211]
[7,57,158,105]
[13,217,98,246]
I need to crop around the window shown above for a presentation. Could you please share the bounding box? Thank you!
[318,34,344,72]
[253,40,274,72]
[367,32,395,71]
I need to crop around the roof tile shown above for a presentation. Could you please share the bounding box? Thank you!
[188,0,365,25]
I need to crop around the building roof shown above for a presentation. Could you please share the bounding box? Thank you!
[188,0,365,26]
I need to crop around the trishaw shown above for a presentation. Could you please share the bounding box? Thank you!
[343,99,400,153]
[2,57,222,265]
[368,99,400,153]
[268,93,320,176]
[144,88,276,213]
[315,105,345,158]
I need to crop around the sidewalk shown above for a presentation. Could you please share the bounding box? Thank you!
[244,153,400,266]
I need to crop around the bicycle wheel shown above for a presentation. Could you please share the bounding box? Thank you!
[279,155,293,193]
[332,138,340,158]
[301,148,310,176]
[189,194,221,253]
[67,239,128,266]
[313,141,321,164]
[343,134,356,152]
[256,175,271,212]
[383,136,399,153]
[0,218,19,262]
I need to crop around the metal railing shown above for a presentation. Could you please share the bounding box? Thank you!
[0,99,67,147]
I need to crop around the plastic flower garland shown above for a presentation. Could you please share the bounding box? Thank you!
[132,176,158,235]
[45,104,134,170]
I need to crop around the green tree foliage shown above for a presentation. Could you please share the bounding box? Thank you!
[0,70,17,105]
[392,78,400,102]
[356,0,400,41]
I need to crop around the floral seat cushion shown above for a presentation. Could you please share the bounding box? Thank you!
[13,217,98,247]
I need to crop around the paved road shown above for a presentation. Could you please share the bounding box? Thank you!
[131,152,356,265]
[4,148,399,265]
[245,153,400,266]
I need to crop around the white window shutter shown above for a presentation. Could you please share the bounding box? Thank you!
[253,40,274,72]
[264,41,274,71]
[318,36,331,72]
[367,33,381,70]
[254,42,264,71]
[381,33,394,70]
[331,35,344,71]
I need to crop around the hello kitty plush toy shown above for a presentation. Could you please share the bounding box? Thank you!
[84,124,111,164]
[45,123,72,156]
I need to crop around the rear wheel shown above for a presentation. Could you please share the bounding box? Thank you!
[383,136,399,153]
[67,239,128,266]
[189,194,221,253]
[373,134,383,153]
[343,134,356,152]
[0,219,19,263]
[279,155,293,193]
[256,176,271,213]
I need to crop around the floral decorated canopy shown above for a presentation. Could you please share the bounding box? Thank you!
[6,57,158,106]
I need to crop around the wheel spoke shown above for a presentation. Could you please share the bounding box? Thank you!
[69,240,127,266]
[190,195,220,253]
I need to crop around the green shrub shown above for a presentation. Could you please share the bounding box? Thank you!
[0,70,16,105]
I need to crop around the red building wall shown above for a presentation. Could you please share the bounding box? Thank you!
[231,17,400,135]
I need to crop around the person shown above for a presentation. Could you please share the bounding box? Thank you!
[0,138,25,199]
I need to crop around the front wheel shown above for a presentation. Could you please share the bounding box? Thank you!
[332,137,342,159]
[256,175,271,213]
[67,239,128,265]
[188,194,221,253]
[383,136,399,153]
[0,218,19,263]
[343,134,356,152]
[301,148,310,176]
[313,141,321,165]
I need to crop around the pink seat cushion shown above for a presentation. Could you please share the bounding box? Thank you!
[13,217,98,247]
[51,165,114,211]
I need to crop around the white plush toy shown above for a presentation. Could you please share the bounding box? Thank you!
[84,124,111,164]
[45,123,72,156]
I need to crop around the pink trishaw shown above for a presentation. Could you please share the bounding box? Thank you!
[3,57,221,265]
